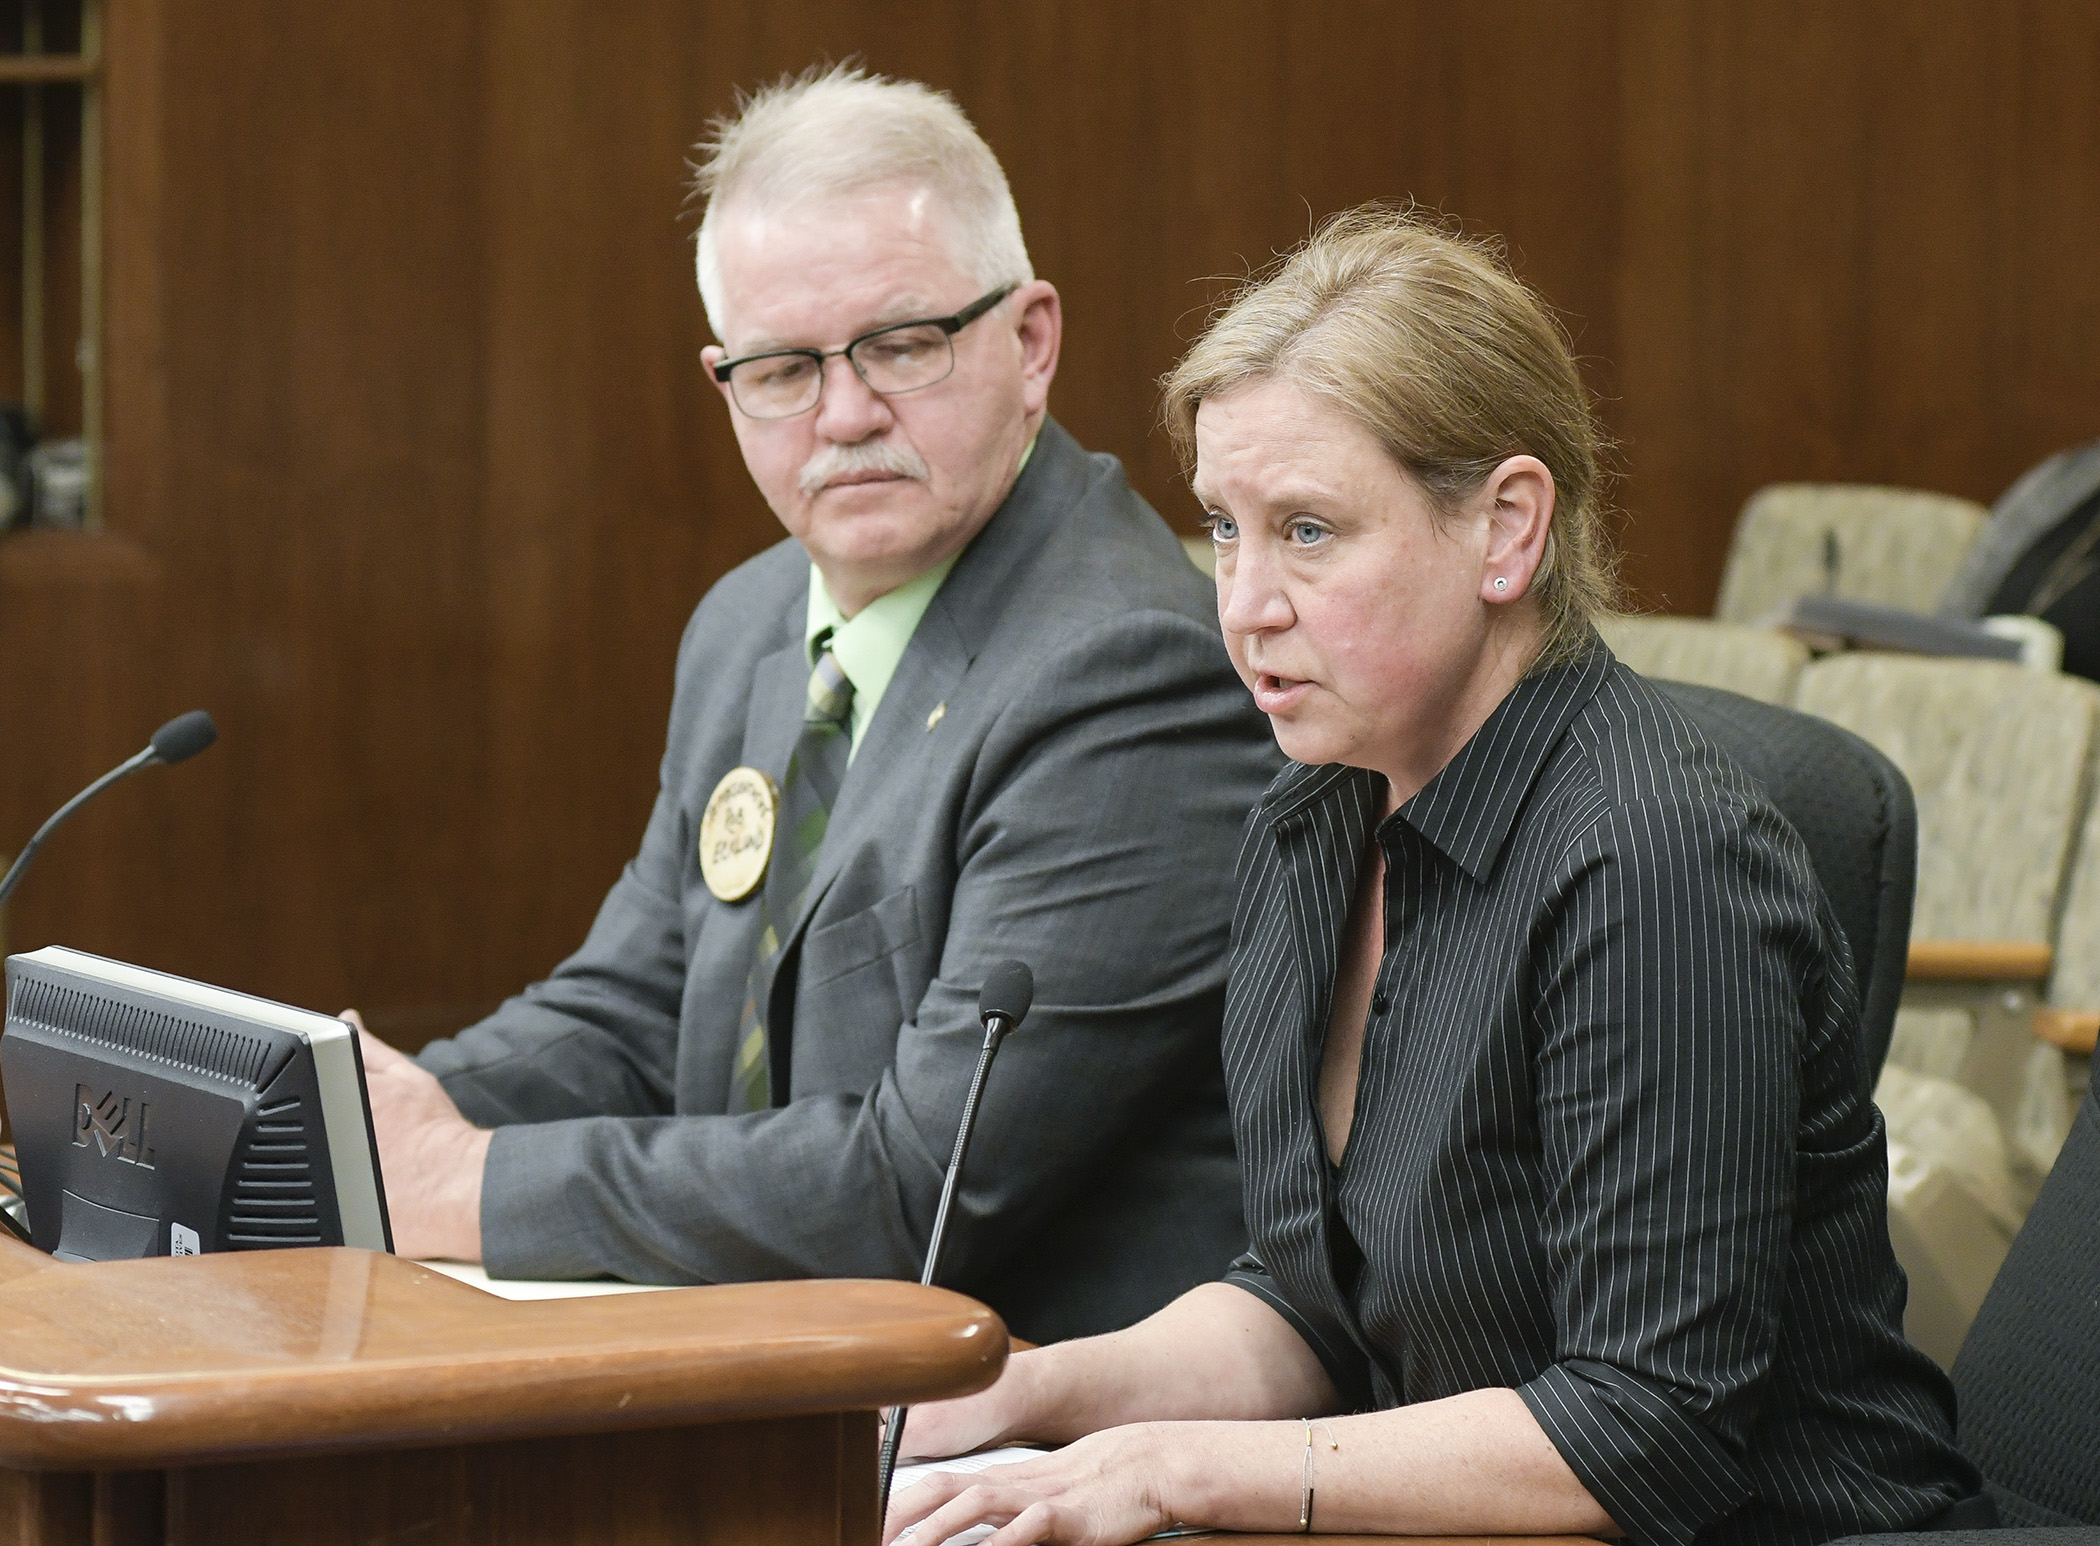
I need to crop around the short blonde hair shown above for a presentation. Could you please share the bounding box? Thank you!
[691,64,1033,337]
[1163,206,1615,669]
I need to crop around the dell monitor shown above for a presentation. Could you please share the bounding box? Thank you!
[1,946,391,1261]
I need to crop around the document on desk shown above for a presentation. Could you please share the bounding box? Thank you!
[891,1447,1201,1542]
[416,1260,674,1300]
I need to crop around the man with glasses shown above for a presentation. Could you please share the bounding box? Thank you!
[354,66,1279,1343]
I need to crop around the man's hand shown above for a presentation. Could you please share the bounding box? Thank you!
[343,1010,492,1262]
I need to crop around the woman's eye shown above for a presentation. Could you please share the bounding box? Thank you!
[1204,512,1238,542]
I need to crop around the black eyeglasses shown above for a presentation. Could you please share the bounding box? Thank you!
[711,283,1020,419]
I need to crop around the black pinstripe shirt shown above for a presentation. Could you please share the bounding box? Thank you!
[1221,642,1975,1546]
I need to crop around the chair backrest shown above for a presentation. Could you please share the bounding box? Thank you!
[1655,681,1917,1086]
[1794,655,2098,945]
[1715,483,1988,626]
[2045,789,2100,1014]
[1940,437,2100,620]
[1951,1079,2100,1524]
[1600,616,1808,703]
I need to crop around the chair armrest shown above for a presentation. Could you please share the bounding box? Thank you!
[1907,940,2053,980]
[2033,1008,2100,1054]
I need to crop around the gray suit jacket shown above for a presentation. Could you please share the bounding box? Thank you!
[419,420,1282,1342]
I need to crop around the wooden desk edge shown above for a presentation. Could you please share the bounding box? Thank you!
[0,1246,1005,1469]
[0,1340,1002,1469]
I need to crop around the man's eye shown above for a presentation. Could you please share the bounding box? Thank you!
[751,356,815,388]
[1287,520,1326,545]
[866,335,937,364]
[1204,513,1238,542]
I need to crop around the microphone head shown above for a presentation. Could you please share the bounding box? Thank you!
[978,960,1034,1030]
[148,710,218,765]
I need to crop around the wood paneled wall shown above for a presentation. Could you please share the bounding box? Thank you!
[2,0,2096,1041]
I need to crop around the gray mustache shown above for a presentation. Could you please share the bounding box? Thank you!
[799,440,931,498]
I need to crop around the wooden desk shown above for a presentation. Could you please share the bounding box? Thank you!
[0,1236,1004,1545]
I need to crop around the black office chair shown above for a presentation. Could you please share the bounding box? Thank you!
[1830,1077,2100,1544]
[1655,681,1918,1089]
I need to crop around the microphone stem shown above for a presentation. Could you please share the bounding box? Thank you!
[922,1016,1007,1289]
[0,748,154,910]
[877,1013,1012,1523]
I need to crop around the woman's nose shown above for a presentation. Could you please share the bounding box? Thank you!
[1217,541,1294,637]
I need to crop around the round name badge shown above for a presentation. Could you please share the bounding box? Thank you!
[698,767,780,902]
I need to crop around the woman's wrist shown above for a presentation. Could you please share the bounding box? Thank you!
[983,1345,1049,1446]
[1150,1419,1305,1534]
[1145,1422,1208,1526]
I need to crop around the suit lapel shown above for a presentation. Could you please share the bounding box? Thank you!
[742,639,812,789]
[782,600,973,947]
[763,420,1091,958]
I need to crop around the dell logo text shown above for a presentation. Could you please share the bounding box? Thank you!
[73,1085,155,1168]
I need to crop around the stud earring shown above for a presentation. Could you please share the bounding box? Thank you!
[1493,576,1509,593]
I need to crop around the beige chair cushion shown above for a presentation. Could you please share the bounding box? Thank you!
[1598,615,1808,704]
[1878,1064,2026,1232]
[1795,654,2097,943]
[1884,1134,2013,1369]
[1715,484,1988,626]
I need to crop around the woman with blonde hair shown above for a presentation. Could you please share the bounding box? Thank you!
[884,207,1976,1546]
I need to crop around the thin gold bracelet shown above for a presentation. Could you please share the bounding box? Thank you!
[1299,1418,1338,1532]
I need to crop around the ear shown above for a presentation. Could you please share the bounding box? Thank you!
[1477,454,1555,605]
[1009,280,1062,417]
[700,345,737,413]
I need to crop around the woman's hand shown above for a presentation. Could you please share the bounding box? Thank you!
[882,1424,1179,1546]
[879,1284,1337,1538]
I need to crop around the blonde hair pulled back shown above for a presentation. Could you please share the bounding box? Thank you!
[1163,206,1615,669]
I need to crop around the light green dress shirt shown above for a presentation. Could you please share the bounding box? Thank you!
[801,434,1035,759]
[803,553,958,758]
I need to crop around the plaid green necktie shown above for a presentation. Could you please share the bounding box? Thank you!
[728,643,854,1113]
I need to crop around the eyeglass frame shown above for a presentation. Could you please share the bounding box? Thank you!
[709,282,1022,419]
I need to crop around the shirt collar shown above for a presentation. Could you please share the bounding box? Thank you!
[803,552,959,709]
[1393,635,1613,881]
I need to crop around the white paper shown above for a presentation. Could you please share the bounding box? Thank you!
[417,1260,676,1300]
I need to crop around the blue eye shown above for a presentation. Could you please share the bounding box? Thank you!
[1205,512,1238,542]
[1287,519,1326,546]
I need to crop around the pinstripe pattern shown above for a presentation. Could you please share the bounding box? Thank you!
[1221,640,1976,1546]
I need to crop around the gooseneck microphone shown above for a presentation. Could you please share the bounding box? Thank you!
[876,959,1035,1521]
[0,711,218,910]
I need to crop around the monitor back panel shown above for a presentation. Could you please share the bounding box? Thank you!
[1,950,376,1259]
